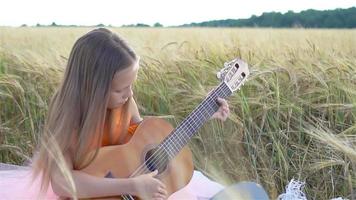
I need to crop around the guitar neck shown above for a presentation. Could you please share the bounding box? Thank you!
[159,81,232,158]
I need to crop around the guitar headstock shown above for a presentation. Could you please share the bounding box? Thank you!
[217,58,250,92]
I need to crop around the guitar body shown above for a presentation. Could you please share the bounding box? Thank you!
[81,117,194,199]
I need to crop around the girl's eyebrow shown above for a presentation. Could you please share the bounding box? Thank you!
[116,85,130,91]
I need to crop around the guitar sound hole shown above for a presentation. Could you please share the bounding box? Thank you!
[144,147,169,174]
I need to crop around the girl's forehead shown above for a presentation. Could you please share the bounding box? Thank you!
[112,62,139,88]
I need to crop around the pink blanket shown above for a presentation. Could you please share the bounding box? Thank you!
[0,163,224,200]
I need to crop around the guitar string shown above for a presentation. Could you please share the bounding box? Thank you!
[133,82,229,173]
[120,82,232,199]
[121,82,232,200]
[140,82,230,170]
[121,79,237,200]
[120,83,230,200]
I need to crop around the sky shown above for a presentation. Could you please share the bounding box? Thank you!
[0,0,355,27]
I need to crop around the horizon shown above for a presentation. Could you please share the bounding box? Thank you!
[0,0,355,27]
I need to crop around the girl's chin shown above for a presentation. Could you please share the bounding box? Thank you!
[118,102,125,106]
[107,102,124,110]
[115,102,125,107]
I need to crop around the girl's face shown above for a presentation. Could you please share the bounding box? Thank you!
[107,60,139,109]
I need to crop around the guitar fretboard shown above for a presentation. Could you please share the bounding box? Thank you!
[159,82,232,158]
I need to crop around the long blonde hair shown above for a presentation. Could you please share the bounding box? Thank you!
[31,28,138,198]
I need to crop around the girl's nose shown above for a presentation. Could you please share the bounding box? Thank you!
[128,89,133,98]
[124,89,133,99]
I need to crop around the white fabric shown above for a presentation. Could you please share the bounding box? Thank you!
[169,171,225,200]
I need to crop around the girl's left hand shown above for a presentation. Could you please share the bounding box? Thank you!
[211,97,230,121]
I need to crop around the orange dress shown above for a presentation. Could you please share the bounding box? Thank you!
[100,120,140,146]
[100,106,141,147]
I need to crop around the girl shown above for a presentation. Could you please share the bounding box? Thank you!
[0,28,229,200]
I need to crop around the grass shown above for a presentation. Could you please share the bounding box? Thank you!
[0,27,355,199]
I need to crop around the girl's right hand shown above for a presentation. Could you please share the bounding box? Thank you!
[132,170,167,200]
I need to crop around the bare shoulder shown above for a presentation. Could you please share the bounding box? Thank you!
[129,97,143,124]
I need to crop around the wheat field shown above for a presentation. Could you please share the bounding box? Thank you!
[0,27,355,199]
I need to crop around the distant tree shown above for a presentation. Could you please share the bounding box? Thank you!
[95,23,105,27]
[20,24,27,27]
[36,23,41,27]
[51,22,57,26]
[154,22,163,27]
[136,23,150,27]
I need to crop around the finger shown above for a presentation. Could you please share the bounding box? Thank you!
[211,113,217,119]
[225,108,230,116]
[220,109,227,115]
[156,180,166,189]
[158,187,167,195]
[222,101,228,108]
[154,192,166,200]
[220,97,228,105]
[221,112,228,121]
[149,169,158,176]
[221,102,229,112]
[222,104,230,111]
[155,192,166,199]
[220,114,226,121]
[221,106,228,112]
[215,98,223,106]
[216,97,224,106]
[221,110,225,117]
[160,184,167,191]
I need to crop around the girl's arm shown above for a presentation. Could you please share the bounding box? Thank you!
[50,153,137,198]
[51,163,167,199]
[51,168,136,198]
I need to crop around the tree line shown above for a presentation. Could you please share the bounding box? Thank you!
[180,7,356,28]
[19,7,356,28]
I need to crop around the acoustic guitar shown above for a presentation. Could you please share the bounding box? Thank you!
[81,58,250,199]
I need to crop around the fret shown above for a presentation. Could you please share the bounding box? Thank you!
[159,143,174,159]
[160,82,232,157]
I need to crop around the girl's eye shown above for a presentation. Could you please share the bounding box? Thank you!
[115,85,130,93]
